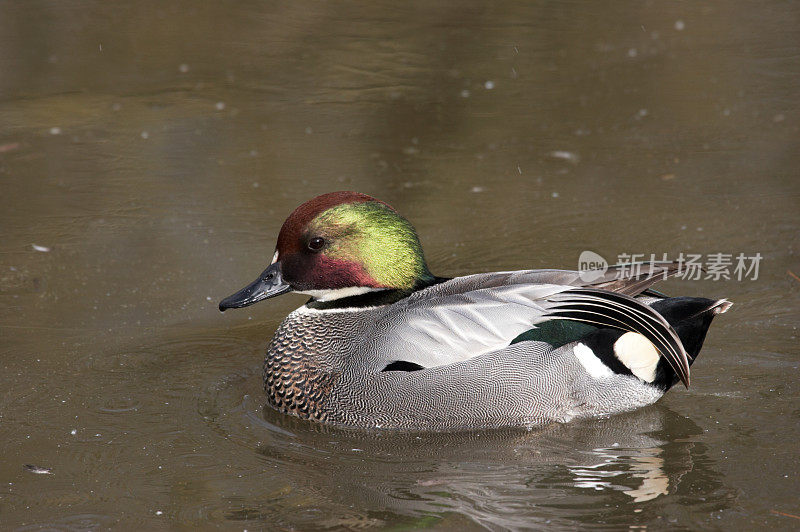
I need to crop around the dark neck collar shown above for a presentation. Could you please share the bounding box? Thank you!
[305,276,451,310]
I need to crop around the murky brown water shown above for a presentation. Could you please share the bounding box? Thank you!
[2,1,799,529]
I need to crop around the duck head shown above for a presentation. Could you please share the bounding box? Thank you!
[219,191,434,310]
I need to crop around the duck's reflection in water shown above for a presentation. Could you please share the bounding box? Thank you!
[570,447,669,502]
[561,409,678,502]
[242,403,733,529]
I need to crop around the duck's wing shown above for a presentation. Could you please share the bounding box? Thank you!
[373,263,690,386]
[403,263,681,302]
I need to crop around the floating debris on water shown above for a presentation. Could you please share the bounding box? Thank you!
[141,131,149,139]
[471,186,486,193]
[675,20,685,31]
[24,464,53,475]
[31,244,50,252]
[484,80,495,90]
[178,63,189,73]
[549,151,580,164]
[460,89,470,98]
[49,127,61,135]
[551,192,560,198]
[0,142,20,153]
[215,102,226,111]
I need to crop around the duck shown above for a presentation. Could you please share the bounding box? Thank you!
[219,191,731,430]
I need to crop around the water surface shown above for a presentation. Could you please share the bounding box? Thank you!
[1,1,799,529]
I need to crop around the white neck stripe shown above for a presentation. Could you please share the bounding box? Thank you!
[295,304,381,314]
[294,286,387,302]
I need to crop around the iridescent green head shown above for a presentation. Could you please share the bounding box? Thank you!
[219,192,434,308]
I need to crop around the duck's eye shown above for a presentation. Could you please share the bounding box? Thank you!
[307,237,325,251]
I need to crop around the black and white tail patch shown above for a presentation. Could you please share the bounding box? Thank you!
[567,296,732,390]
[572,330,659,383]
[545,288,691,387]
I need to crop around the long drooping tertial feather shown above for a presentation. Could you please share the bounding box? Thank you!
[544,288,691,387]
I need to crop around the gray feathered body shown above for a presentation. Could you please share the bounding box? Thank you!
[264,270,670,430]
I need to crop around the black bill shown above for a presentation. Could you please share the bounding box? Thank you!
[219,262,292,311]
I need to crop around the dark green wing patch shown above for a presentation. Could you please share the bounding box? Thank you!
[510,320,597,348]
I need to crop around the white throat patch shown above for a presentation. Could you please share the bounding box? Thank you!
[294,286,386,302]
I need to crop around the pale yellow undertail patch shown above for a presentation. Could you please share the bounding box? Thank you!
[614,332,660,383]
